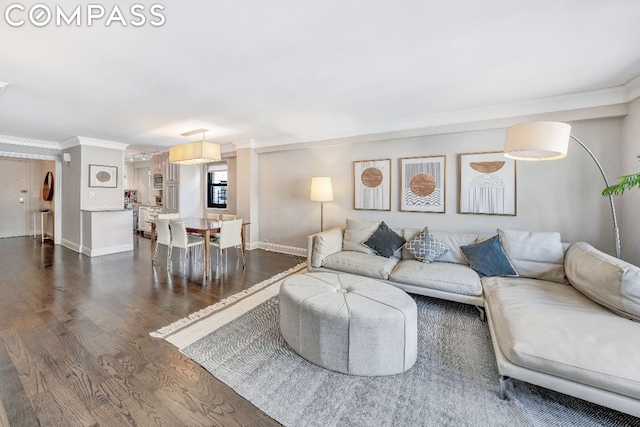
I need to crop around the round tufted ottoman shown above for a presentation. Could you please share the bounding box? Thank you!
[279,272,417,376]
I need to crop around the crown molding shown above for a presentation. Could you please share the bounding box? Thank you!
[0,150,58,161]
[624,74,640,102]
[60,136,128,150]
[0,134,60,149]
[254,85,632,149]
[232,139,256,150]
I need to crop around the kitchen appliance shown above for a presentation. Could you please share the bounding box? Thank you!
[153,173,163,188]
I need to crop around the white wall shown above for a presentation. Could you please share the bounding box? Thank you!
[61,145,82,249]
[179,164,202,218]
[258,117,624,256]
[81,145,125,209]
[622,97,640,266]
[134,160,151,205]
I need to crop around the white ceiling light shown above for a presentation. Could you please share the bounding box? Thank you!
[0,82,8,95]
[170,128,221,165]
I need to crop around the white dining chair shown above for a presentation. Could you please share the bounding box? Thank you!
[158,213,180,220]
[169,220,205,273]
[153,219,171,267]
[221,214,237,221]
[206,213,220,220]
[209,219,244,270]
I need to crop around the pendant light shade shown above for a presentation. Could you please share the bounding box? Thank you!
[170,128,222,164]
[169,140,221,165]
[503,121,571,161]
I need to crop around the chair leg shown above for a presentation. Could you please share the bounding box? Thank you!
[238,245,245,268]
[499,376,511,400]
[153,242,160,264]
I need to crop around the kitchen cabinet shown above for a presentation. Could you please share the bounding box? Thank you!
[164,184,179,213]
[137,206,161,232]
[152,153,165,174]
[166,161,179,183]
[151,152,180,214]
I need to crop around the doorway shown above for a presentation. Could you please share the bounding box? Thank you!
[0,158,29,237]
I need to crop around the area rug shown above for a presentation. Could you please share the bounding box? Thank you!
[175,292,637,427]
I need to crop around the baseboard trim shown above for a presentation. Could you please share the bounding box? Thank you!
[258,242,307,257]
[61,239,81,253]
[82,243,134,257]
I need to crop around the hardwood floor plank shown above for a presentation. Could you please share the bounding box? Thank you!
[0,236,301,426]
[0,340,40,427]
[0,398,10,427]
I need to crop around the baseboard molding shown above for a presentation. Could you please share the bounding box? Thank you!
[61,239,81,253]
[82,243,134,257]
[258,242,307,257]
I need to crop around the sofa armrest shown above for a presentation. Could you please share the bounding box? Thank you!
[307,227,344,270]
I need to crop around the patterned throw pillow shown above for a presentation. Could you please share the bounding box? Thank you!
[404,227,448,263]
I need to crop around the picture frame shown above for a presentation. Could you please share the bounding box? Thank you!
[89,164,118,188]
[353,158,391,211]
[458,151,516,216]
[400,155,446,213]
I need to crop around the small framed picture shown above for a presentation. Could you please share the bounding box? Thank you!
[458,152,516,215]
[353,159,391,211]
[89,164,118,188]
[400,155,446,213]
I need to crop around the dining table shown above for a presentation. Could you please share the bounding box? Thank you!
[150,217,250,278]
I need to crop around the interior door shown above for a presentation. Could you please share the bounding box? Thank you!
[0,159,29,238]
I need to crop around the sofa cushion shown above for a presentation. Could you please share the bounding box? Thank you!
[343,219,380,255]
[388,260,483,296]
[460,235,518,278]
[404,228,448,263]
[322,251,399,280]
[484,277,640,400]
[497,228,566,283]
[363,221,406,258]
[565,242,640,322]
[311,228,343,268]
[402,229,477,265]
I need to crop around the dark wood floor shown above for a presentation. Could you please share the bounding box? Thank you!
[0,235,304,426]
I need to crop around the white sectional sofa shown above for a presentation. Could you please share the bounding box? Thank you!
[306,220,640,418]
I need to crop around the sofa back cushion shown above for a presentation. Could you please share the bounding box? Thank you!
[343,219,380,255]
[402,229,477,265]
[497,228,566,283]
[566,242,640,322]
[311,228,343,268]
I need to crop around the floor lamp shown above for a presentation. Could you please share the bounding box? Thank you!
[503,121,622,259]
[310,177,333,231]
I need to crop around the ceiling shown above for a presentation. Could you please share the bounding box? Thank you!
[1,0,640,153]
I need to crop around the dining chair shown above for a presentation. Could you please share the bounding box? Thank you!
[221,214,237,221]
[206,213,220,220]
[168,220,205,273]
[209,219,244,270]
[153,219,171,267]
[158,213,180,220]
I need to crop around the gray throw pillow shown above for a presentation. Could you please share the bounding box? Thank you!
[404,228,448,263]
[363,221,406,258]
[461,235,518,278]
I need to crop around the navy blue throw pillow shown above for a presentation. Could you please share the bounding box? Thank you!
[460,235,519,278]
[364,221,406,258]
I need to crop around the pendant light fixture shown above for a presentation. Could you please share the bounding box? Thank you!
[169,128,221,165]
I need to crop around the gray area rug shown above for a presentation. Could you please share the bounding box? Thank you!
[182,295,638,427]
